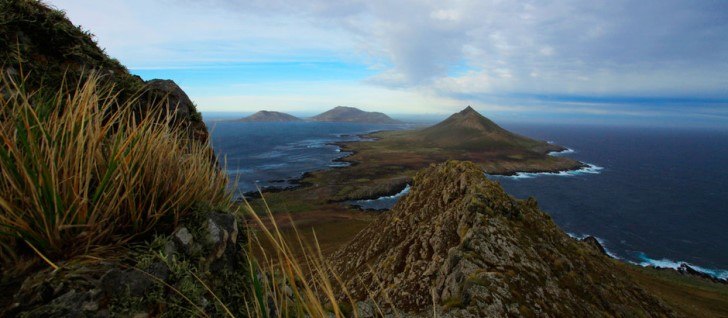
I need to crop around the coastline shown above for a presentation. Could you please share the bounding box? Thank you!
[238,130,386,198]
[237,126,728,284]
[568,233,728,283]
[244,130,593,202]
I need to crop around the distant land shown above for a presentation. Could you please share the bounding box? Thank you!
[253,105,583,217]
[311,106,402,124]
[396,106,565,154]
[238,110,303,122]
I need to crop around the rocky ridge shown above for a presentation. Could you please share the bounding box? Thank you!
[332,161,676,317]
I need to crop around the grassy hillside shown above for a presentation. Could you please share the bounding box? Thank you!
[0,0,140,99]
[0,0,206,140]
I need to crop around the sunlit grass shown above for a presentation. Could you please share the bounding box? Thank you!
[0,71,389,317]
[239,195,367,318]
[0,71,230,270]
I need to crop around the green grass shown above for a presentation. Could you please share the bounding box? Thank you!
[621,263,728,317]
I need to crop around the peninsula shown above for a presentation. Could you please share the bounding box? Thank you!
[254,106,583,231]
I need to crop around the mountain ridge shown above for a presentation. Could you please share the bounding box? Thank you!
[332,161,676,316]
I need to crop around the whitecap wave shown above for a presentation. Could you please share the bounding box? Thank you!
[356,184,411,203]
[548,148,575,156]
[567,234,728,280]
[505,163,604,179]
[258,163,287,170]
[634,252,728,280]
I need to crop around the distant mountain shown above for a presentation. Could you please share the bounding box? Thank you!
[311,106,401,124]
[409,106,563,153]
[238,111,303,122]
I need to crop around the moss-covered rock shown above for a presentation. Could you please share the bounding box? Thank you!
[4,207,249,317]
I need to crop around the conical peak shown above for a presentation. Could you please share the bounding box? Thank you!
[460,105,476,114]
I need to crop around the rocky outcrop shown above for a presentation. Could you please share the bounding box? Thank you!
[3,208,247,317]
[1,1,207,143]
[582,235,608,256]
[675,263,727,285]
[141,79,208,142]
[332,161,677,317]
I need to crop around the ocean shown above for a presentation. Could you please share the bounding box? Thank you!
[207,120,728,279]
[207,121,417,194]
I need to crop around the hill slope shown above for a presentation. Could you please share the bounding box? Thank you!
[311,106,401,124]
[338,106,584,177]
[239,110,303,122]
[332,161,676,316]
[0,0,207,141]
[404,106,563,153]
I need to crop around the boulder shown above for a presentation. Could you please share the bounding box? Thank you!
[141,79,208,142]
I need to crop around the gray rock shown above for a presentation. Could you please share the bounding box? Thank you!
[142,79,194,121]
[141,79,208,142]
[100,263,168,298]
[203,212,238,260]
[356,300,376,318]
[173,226,194,255]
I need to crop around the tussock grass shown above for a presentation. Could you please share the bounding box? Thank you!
[0,71,387,316]
[240,197,367,318]
[0,71,229,269]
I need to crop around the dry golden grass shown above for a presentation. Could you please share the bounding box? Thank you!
[0,71,230,269]
[0,71,384,316]
[240,195,368,318]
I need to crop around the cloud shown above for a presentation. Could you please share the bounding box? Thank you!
[199,0,728,95]
[47,0,728,116]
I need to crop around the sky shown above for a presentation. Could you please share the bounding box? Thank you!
[46,0,728,127]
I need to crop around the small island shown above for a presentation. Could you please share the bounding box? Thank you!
[238,110,303,122]
[311,106,402,124]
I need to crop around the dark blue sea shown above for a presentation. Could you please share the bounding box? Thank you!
[207,119,728,279]
[206,121,417,194]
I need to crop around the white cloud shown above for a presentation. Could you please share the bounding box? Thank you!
[46,0,728,115]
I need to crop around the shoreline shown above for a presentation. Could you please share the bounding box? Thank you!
[238,130,386,199]
[568,233,728,283]
[243,132,592,200]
